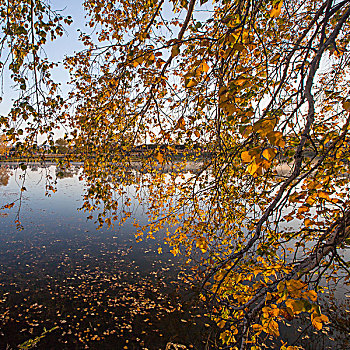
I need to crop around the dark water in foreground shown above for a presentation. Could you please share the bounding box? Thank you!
[0,164,210,350]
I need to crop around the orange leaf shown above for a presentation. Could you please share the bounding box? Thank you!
[262,148,277,161]
[241,151,253,163]
[270,1,283,18]
[156,152,164,163]
[199,61,209,73]
[186,78,198,88]
[247,161,261,176]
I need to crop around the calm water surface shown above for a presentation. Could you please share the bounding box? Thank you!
[0,164,209,350]
[1,164,350,350]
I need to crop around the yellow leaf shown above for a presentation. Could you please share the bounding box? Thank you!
[241,151,253,163]
[254,119,275,136]
[320,314,329,323]
[199,61,209,73]
[156,152,164,163]
[318,191,331,201]
[268,319,279,337]
[285,299,305,314]
[157,247,162,254]
[105,217,111,226]
[247,161,260,176]
[306,290,317,302]
[306,194,316,205]
[267,131,285,147]
[186,78,198,88]
[217,320,226,328]
[304,218,313,227]
[262,148,277,161]
[252,324,263,331]
[235,78,246,86]
[277,281,285,294]
[196,237,208,253]
[311,315,323,330]
[270,1,283,18]
[298,206,309,214]
[171,247,180,255]
[284,213,294,222]
[132,57,143,67]
[175,116,186,130]
[241,125,253,138]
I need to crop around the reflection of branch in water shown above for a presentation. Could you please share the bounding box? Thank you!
[0,166,11,186]
[56,165,80,179]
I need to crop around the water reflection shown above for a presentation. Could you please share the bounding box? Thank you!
[0,166,10,187]
[1,163,348,349]
[0,164,211,350]
[56,165,80,179]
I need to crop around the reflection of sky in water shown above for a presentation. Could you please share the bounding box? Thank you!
[0,166,178,276]
[1,165,146,230]
[0,164,201,350]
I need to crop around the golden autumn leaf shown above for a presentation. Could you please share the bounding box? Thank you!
[267,319,279,337]
[298,206,309,214]
[262,148,277,161]
[217,319,226,328]
[318,191,331,201]
[247,161,261,176]
[306,194,317,205]
[186,78,198,88]
[311,313,328,330]
[254,119,276,137]
[304,218,313,227]
[175,116,186,130]
[196,237,208,253]
[171,44,180,57]
[241,151,253,163]
[199,61,209,73]
[270,1,283,18]
[285,299,305,315]
[156,152,164,163]
[267,131,285,148]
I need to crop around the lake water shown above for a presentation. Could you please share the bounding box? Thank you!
[0,164,211,350]
[1,163,350,350]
